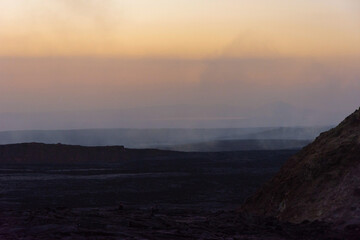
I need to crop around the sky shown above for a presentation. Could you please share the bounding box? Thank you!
[1,0,359,58]
[0,0,359,129]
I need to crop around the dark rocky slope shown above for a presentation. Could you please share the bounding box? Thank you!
[241,107,360,224]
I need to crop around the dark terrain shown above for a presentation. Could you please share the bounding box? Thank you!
[0,146,326,239]
[0,111,359,240]
[1,207,349,240]
[0,147,294,211]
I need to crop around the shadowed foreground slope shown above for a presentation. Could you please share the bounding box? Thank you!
[242,107,360,224]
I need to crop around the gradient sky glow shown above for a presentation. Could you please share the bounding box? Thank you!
[0,0,359,129]
[1,0,359,58]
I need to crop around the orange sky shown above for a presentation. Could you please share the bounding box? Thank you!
[0,0,359,129]
[0,0,359,58]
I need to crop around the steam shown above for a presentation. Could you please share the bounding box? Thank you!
[18,0,123,46]
[57,0,121,31]
[0,127,329,148]
[0,56,359,130]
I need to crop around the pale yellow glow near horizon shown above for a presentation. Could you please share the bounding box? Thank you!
[0,0,359,58]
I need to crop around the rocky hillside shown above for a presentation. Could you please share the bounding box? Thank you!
[241,107,360,224]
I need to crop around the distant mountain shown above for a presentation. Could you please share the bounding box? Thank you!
[0,142,296,165]
[0,127,329,148]
[0,128,264,148]
[243,126,332,140]
[0,143,176,164]
[0,102,346,130]
[157,139,311,152]
[241,107,360,224]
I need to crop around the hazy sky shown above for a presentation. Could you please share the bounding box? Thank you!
[1,0,359,57]
[0,0,359,129]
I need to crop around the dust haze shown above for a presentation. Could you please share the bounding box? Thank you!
[0,57,359,130]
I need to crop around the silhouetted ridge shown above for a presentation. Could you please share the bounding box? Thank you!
[241,107,360,224]
[0,143,178,164]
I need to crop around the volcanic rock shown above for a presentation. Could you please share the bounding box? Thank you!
[241,107,360,224]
